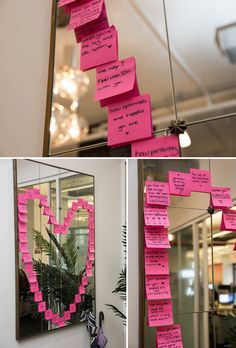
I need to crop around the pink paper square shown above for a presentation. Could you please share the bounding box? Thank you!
[38,301,46,313]
[59,321,66,328]
[69,303,76,313]
[43,207,53,216]
[74,4,109,42]
[146,181,170,206]
[24,263,33,273]
[26,189,36,200]
[34,291,42,302]
[148,299,173,327]
[18,204,27,214]
[132,135,180,157]
[81,26,118,71]
[54,225,62,234]
[48,216,57,225]
[144,207,169,227]
[108,94,153,147]
[221,210,236,231]
[72,202,79,211]
[22,252,32,263]
[94,57,139,106]
[64,311,71,321]
[67,210,74,219]
[58,0,77,7]
[45,309,53,320]
[87,269,93,277]
[190,168,211,193]
[18,222,27,233]
[68,0,104,30]
[30,283,39,293]
[145,249,169,275]
[156,324,183,348]
[145,275,171,300]
[211,187,233,209]
[168,171,191,196]
[82,276,88,286]
[19,232,27,242]
[75,294,82,303]
[19,242,28,253]
[144,227,170,249]
[79,285,86,295]
[18,193,27,204]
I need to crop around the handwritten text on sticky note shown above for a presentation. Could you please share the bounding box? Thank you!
[144,227,170,249]
[146,275,171,300]
[148,299,173,327]
[146,181,170,206]
[108,94,153,147]
[211,187,232,209]
[168,171,191,196]
[156,324,183,348]
[145,249,169,275]
[68,0,104,30]
[190,168,211,193]
[132,135,180,157]
[220,210,236,231]
[144,207,169,227]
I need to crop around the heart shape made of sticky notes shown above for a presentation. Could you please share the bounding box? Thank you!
[18,188,95,327]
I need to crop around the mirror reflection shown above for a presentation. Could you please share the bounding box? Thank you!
[16,160,95,339]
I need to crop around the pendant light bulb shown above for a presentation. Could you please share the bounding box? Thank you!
[179,131,191,148]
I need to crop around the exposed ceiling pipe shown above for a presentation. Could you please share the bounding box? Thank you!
[128,0,212,106]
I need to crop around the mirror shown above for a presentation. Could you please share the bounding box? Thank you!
[14,159,95,339]
[44,0,236,157]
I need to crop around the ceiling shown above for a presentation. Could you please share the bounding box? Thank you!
[54,0,236,155]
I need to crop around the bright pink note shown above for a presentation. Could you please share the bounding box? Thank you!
[168,171,191,196]
[146,181,170,206]
[58,0,77,7]
[220,210,236,231]
[107,94,153,147]
[81,26,118,71]
[132,135,180,157]
[144,249,169,275]
[190,168,211,193]
[75,294,82,303]
[145,275,171,300]
[94,57,139,107]
[70,303,76,313]
[45,309,53,320]
[18,204,27,214]
[18,193,27,204]
[38,301,46,313]
[211,187,233,209]
[148,299,173,327]
[144,227,170,249]
[64,311,71,321]
[74,4,109,43]
[144,207,169,227]
[156,324,183,348]
[34,291,42,302]
[30,283,39,293]
[68,0,104,30]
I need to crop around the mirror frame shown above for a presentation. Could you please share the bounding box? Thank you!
[13,159,96,339]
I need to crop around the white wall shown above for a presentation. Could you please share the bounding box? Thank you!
[0,159,125,348]
[0,0,52,156]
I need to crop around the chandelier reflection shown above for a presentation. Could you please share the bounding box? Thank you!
[50,45,90,149]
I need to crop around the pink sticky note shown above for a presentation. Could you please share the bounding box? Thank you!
[157,324,183,348]
[68,0,104,30]
[88,204,94,213]
[108,94,153,147]
[38,301,46,313]
[94,57,139,107]
[82,276,88,286]
[67,210,74,219]
[64,311,71,321]
[69,303,76,313]
[144,227,170,249]
[48,216,58,225]
[28,274,37,284]
[18,213,27,224]
[40,196,49,207]
[145,275,171,300]
[54,225,62,234]
[88,252,95,261]
[52,314,59,324]
[24,263,33,273]
[30,283,39,293]
[43,207,53,216]
[81,26,118,71]
[86,269,93,277]
[64,218,70,227]
[132,135,180,157]
[19,233,27,242]
[87,260,93,269]
[34,291,42,302]
[18,222,27,233]
[211,187,233,209]
[190,168,211,193]
[19,242,28,253]
[45,309,53,321]
[79,285,86,295]
[58,0,77,7]
[18,204,27,214]
[146,181,170,206]
[145,249,169,275]
[75,294,82,303]
[168,171,191,196]
[22,252,32,263]
[72,202,79,211]
[220,210,236,231]
[144,207,169,227]
[26,189,36,200]
[148,299,173,327]
[74,4,109,43]
[18,193,27,204]
[59,321,66,328]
